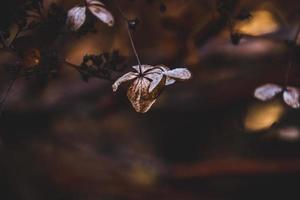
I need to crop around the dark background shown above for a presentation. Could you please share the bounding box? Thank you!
[1,0,300,199]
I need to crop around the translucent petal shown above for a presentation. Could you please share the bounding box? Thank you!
[165,78,176,86]
[112,72,138,92]
[146,73,164,93]
[163,68,192,81]
[283,87,300,109]
[67,6,86,31]
[152,65,175,85]
[87,1,114,27]
[254,83,283,101]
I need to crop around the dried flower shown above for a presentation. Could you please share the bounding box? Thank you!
[112,65,192,113]
[67,0,114,31]
[254,83,300,108]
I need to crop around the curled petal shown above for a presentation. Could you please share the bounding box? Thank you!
[112,72,138,92]
[87,0,114,26]
[127,78,157,113]
[165,78,176,86]
[283,87,300,108]
[254,84,283,101]
[67,6,86,31]
[144,67,168,92]
[152,65,175,85]
[163,68,192,81]
[146,73,165,93]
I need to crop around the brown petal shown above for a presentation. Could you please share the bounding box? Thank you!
[87,0,114,27]
[112,72,138,92]
[127,78,157,113]
[67,6,86,31]
[254,84,282,101]
[163,68,192,81]
[283,87,300,109]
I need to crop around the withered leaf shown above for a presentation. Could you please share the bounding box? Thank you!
[254,84,283,101]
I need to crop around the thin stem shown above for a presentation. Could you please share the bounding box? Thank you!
[0,79,16,117]
[293,23,300,42]
[284,50,294,86]
[284,23,300,86]
[0,32,7,48]
[9,28,22,48]
[113,0,142,73]
[64,59,80,70]
[126,26,142,67]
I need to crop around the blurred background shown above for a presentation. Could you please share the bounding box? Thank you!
[1,0,300,199]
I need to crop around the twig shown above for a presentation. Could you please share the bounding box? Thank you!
[9,26,24,48]
[64,60,114,81]
[0,32,8,48]
[0,79,16,117]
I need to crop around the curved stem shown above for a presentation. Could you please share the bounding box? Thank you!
[284,23,300,86]
[0,79,16,117]
[113,0,142,74]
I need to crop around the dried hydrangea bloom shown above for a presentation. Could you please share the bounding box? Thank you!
[67,0,114,31]
[254,83,300,109]
[112,65,192,113]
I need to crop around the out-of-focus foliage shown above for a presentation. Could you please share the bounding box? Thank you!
[1,0,300,200]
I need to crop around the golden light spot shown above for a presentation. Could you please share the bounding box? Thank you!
[235,10,279,36]
[23,48,41,68]
[245,101,285,132]
[128,163,157,187]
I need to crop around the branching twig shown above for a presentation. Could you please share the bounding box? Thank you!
[64,60,114,81]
